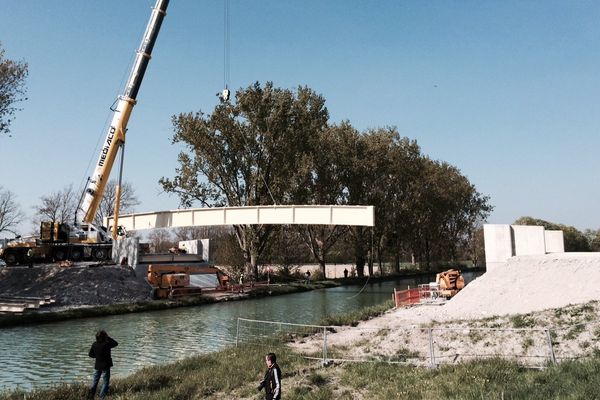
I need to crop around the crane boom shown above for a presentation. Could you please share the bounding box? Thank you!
[76,0,169,228]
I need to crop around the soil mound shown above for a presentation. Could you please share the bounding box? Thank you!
[0,264,151,307]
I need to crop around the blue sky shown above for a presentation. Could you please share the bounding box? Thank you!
[0,0,599,237]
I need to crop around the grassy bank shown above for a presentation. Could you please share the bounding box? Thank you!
[2,340,598,399]
[3,298,600,399]
[316,299,395,327]
[0,281,338,328]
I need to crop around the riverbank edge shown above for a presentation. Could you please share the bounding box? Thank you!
[0,281,337,328]
[0,266,484,328]
[2,296,599,399]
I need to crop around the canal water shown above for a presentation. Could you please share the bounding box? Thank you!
[0,271,480,390]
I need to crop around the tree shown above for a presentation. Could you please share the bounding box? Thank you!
[0,42,28,137]
[94,180,140,227]
[381,134,423,272]
[590,230,600,252]
[296,123,351,276]
[513,217,590,252]
[160,82,329,278]
[147,228,175,253]
[33,185,78,226]
[0,186,24,236]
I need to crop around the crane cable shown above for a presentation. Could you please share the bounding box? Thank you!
[346,227,375,299]
[221,0,231,101]
[220,0,275,205]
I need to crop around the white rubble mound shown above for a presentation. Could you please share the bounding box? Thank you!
[384,253,600,326]
[443,252,600,321]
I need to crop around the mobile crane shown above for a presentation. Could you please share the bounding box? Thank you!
[0,0,169,266]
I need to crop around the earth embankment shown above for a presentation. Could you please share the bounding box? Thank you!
[0,264,151,309]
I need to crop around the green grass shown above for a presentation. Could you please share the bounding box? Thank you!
[340,357,600,400]
[510,314,537,329]
[563,323,586,340]
[315,300,394,327]
[0,341,307,400]
[6,347,599,400]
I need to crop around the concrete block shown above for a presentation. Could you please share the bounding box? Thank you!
[178,239,209,261]
[484,224,513,264]
[545,230,565,253]
[112,237,139,267]
[511,225,546,256]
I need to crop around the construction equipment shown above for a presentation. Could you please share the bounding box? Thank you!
[0,222,111,265]
[435,269,465,299]
[147,265,229,299]
[0,1,169,266]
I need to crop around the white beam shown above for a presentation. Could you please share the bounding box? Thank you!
[106,205,375,231]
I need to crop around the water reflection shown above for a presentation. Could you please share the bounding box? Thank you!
[0,272,480,390]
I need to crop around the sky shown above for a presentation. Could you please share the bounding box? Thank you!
[0,0,599,237]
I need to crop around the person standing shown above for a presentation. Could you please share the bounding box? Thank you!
[305,270,311,284]
[26,248,34,268]
[257,352,282,400]
[88,330,118,399]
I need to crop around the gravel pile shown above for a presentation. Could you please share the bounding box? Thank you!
[0,264,152,307]
[442,252,600,320]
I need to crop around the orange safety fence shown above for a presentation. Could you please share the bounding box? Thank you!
[392,287,423,308]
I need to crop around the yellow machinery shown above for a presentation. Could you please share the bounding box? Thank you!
[147,265,229,299]
[436,269,465,299]
[0,1,169,266]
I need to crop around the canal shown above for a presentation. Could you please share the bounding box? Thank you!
[0,271,481,390]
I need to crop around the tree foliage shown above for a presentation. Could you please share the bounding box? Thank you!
[0,186,24,236]
[161,82,329,276]
[162,82,493,276]
[0,42,28,137]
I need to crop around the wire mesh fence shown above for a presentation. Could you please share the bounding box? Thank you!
[236,317,597,368]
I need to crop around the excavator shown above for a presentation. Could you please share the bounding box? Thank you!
[435,269,465,299]
[0,0,169,266]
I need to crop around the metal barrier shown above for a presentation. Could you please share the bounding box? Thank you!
[393,288,421,307]
[236,318,591,368]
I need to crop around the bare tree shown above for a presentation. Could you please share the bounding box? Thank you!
[0,186,24,236]
[147,228,175,253]
[0,42,28,137]
[32,185,78,226]
[172,226,213,241]
[94,180,140,227]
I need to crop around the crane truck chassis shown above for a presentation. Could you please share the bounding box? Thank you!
[0,222,111,266]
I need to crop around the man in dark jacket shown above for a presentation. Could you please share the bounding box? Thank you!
[257,352,282,400]
[88,330,118,399]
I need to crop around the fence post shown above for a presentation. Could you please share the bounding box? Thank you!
[428,328,436,368]
[236,318,240,347]
[323,327,328,364]
[545,329,556,365]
